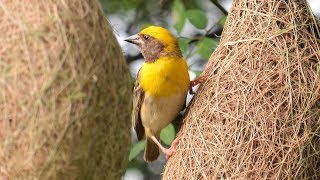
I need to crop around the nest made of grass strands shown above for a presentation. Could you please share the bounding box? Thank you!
[164,0,320,179]
[0,0,131,179]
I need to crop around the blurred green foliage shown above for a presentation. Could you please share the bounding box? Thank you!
[173,0,186,33]
[197,37,217,59]
[100,0,139,13]
[186,9,208,29]
[129,140,145,161]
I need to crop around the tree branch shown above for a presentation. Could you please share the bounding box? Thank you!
[209,0,228,15]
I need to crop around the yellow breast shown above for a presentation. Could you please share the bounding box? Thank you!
[139,57,190,97]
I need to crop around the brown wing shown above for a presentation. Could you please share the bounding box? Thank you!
[132,71,145,141]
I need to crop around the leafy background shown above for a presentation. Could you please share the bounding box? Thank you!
[99,0,320,179]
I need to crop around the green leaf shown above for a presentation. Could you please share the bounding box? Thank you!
[172,0,186,33]
[178,38,190,55]
[160,123,175,145]
[186,9,208,29]
[193,70,203,77]
[197,37,217,59]
[218,15,227,27]
[129,140,145,161]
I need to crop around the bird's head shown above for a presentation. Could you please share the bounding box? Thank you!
[125,26,182,62]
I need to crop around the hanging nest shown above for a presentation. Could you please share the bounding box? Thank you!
[0,0,131,179]
[164,0,320,179]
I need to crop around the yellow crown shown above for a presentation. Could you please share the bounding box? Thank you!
[140,26,179,53]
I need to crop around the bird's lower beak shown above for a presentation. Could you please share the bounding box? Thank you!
[124,34,141,45]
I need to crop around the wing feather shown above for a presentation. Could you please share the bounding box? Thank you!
[132,71,145,140]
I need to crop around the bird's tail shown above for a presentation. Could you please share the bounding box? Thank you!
[144,135,159,162]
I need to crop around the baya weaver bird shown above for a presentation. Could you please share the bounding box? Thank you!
[125,26,205,162]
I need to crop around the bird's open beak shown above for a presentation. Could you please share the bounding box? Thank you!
[124,34,141,45]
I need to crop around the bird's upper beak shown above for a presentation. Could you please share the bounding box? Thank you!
[124,34,141,45]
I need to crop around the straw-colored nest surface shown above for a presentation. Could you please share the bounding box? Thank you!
[0,0,131,179]
[164,0,320,179]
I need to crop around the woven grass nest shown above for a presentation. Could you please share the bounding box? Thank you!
[0,0,131,179]
[164,0,320,179]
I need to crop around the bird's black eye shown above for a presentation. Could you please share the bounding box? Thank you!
[142,35,149,40]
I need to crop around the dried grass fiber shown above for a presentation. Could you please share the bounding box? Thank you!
[0,0,131,179]
[164,0,320,179]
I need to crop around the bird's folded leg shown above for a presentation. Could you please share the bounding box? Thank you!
[189,75,207,94]
[150,135,180,160]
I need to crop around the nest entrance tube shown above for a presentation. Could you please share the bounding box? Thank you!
[163,0,320,179]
